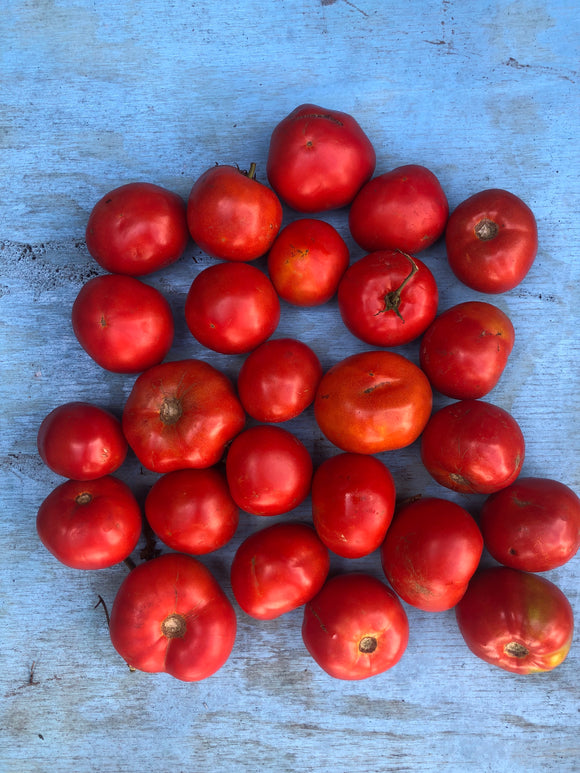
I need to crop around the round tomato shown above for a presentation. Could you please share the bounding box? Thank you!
[455,566,574,674]
[109,552,237,681]
[266,104,376,212]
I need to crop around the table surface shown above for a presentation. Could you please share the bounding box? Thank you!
[2,1,579,771]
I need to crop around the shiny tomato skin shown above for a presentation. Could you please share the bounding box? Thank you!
[302,573,409,680]
[480,478,580,572]
[348,164,449,253]
[266,104,376,213]
[455,566,574,674]
[37,401,127,480]
[230,522,330,620]
[445,188,538,293]
[380,497,483,611]
[109,552,237,682]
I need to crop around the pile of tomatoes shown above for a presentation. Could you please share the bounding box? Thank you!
[35,104,579,682]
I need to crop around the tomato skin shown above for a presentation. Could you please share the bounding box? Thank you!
[420,301,515,399]
[480,478,580,572]
[380,497,483,611]
[455,566,574,674]
[37,402,127,480]
[302,573,409,680]
[36,476,142,570]
[230,522,330,620]
[266,104,376,212]
[311,453,396,559]
[109,552,237,682]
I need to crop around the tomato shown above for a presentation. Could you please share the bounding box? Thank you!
[419,301,515,399]
[420,399,525,494]
[230,522,330,620]
[36,475,142,570]
[184,262,280,354]
[455,566,574,674]
[37,401,127,480]
[109,552,237,681]
[337,250,438,347]
[266,104,376,212]
[186,163,282,262]
[237,338,322,423]
[314,351,432,454]
[266,218,350,306]
[311,453,396,558]
[348,164,449,253]
[85,182,189,276]
[445,188,538,293]
[380,497,483,611]
[145,467,239,555]
[480,478,580,572]
[225,425,313,516]
[301,573,409,680]
[122,359,245,473]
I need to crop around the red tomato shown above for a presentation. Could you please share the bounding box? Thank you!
[36,475,142,570]
[455,566,574,674]
[311,453,396,559]
[237,338,322,423]
[266,218,350,306]
[184,262,280,354]
[445,188,538,293]
[145,467,239,555]
[301,573,409,680]
[314,351,432,454]
[225,425,313,516]
[266,104,376,212]
[230,522,330,620]
[480,478,580,572]
[109,552,237,681]
[380,497,483,611]
[122,359,246,473]
[37,401,127,480]
[85,182,189,276]
[186,163,282,262]
[71,274,174,374]
[420,399,525,494]
[420,301,515,399]
[337,250,438,347]
[348,164,449,253]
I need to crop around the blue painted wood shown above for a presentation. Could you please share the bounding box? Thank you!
[1,1,579,771]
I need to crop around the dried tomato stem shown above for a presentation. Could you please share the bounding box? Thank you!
[375,250,419,321]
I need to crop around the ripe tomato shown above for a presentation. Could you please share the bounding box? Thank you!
[266,218,350,306]
[380,497,483,611]
[348,164,449,253]
[314,351,432,454]
[225,425,313,516]
[266,104,376,212]
[311,453,396,559]
[186,163,282,262]
[37,401,127,480]
[237,338,322,423]
[184,262,280,354]
[109,552,237,681]
[71,274,174,374]
[455,566,574,674]
[230,522,330,620]
[85,182,189,276]
[36,475,142,570]
[301,573,409,680]
[420,399,525,494]
[445,188,538,293]
[337,250,438,347]
[480,477,580,572]
[420,301,515,399]
[122,359,245,473]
